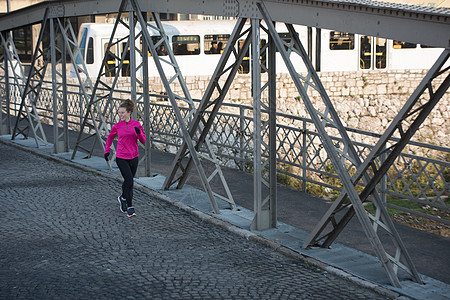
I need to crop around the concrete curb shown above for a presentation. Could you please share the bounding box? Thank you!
[1,137,402,299]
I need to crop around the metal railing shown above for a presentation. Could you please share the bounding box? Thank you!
[2,78,448,226]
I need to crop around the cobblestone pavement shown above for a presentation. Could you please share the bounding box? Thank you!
[0,142,392,299]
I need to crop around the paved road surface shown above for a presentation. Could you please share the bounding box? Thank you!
[0,142,392,299]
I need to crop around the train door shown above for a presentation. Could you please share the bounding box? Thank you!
[237,38,267,74]
[238,39,250,74]
[359,36,387,70]
[103,38,118,77]
[121,42,131,77]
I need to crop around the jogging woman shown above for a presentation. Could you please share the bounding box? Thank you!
[104,99,146,217]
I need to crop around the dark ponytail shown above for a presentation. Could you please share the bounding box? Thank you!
[119,99,135,113]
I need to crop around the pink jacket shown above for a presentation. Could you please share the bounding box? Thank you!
[104,119,146,159]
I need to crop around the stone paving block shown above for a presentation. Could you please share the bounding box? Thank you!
[0,142,392,299]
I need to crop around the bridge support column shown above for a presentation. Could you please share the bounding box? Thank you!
[0,32,11,136]
[257,2,429,287]
[250,19,278,230]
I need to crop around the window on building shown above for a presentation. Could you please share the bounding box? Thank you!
[172,35,200,55]
[329,31,354,50]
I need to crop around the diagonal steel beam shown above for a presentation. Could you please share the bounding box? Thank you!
[257,2,421,287]
[8,9,50,147]
[71,0,131,161]
[162,18,251,210]
[314,51,450,249]
[130,0,227,213]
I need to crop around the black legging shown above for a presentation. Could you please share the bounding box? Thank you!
[116,157,138,207]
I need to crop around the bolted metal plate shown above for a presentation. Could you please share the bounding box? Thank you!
[223,0,239,17]
[48,5,65,18]
[240,0,262,19]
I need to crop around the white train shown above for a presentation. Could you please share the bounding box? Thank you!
[72,19,445,79]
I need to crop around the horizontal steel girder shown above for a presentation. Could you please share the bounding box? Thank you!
[0,0,449,48]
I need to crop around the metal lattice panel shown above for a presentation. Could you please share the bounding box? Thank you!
[1,26,48,147]
[257,1,424,287]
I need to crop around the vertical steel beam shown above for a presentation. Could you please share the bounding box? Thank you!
[249,19,278,230]
[268,24,278,228]
[129,8,137,105]
[257,2,416,287]
[141,11,152,177]
[251,18,263,230]
[50,17,69,153]
[50,18,59,153]
[0,32,11,135]
[62,29,69,153]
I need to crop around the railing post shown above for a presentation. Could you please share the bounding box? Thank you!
[1,41,11,135]
[380,144,387,204]
[302,119,307,192]
[239,105,245,170]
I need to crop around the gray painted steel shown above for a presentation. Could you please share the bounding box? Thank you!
[257,1,425,287]
[0,0,448,291]
[4,18,48,147]
[0,0,449,47]
[161,18,251,211]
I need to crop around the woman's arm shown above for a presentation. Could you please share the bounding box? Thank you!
[105,125,118,153]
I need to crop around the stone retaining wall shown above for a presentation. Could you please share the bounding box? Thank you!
[145,70,449,148]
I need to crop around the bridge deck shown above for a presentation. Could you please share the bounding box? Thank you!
[1,119,448,299]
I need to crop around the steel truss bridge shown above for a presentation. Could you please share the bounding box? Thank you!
[0,0,449,288]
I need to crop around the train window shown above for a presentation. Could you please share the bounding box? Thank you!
[104,43,116,77]
[393,41,416,49]
[77,28,88,64]
[375,38,387,69]
[277,33,293,52]
[421,45,436,48]
[329,32,354,50]
[13,26,33,62]
[154,37,168,56]
[121,43,130,77]
[204,34,230,54]
[86,37,94,64]
[140,36,168,56]
[235,38,266,74]
[237,39,249,74]
[172,35,200,55]
[260,39,267,74]
[360,36,371,69]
